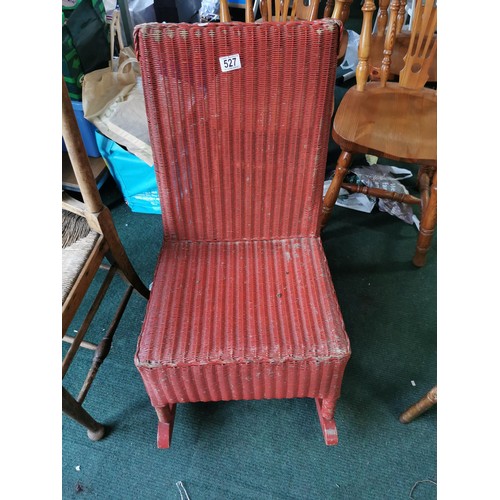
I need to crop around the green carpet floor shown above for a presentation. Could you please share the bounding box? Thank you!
[62,4,436,495]
[62,162,436,500]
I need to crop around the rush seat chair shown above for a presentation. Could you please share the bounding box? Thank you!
[62,78,150,440]
[133,19,351,448]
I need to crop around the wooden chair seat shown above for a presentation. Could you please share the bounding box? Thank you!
[332,82,437,165]
[62,78,149,441]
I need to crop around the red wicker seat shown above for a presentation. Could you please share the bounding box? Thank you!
[134,19,350,448]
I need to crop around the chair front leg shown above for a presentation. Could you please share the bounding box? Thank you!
[315,396,339,445]
[321,151,352,228]
[156,404,177,449]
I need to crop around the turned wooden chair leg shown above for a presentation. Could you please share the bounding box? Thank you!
[399,386,437,423]
[156,404,177,449]
[62,386,106,441]
[320,151,352,228]
[77,285,134,403]
[413,170,437,267]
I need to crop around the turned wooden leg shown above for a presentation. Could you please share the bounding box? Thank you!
[315,397,339,445]
[399,386,437,423]
[413,170,437,267]
[62,386,105,441]
[320,151,352,229]
[156,404,177,449]
[77,285,134,403]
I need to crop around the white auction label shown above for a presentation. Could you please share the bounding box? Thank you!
[219,54,241,72]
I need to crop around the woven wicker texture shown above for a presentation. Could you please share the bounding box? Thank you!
[135,20,350,408]
[137,238,349,405]
[135,20,340,241]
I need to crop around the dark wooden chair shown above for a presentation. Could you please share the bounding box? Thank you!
[133,19,350,448]
[62,78,149,440]
[321,0,437,267]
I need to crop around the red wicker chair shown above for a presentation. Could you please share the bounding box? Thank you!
[134,19,351,448]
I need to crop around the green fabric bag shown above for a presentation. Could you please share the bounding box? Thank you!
[62,0,110,100]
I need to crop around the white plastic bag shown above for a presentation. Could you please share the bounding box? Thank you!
[200,0,220,22]
[326,157,418,226]
[350,163,415,225]
[339,30,360,81]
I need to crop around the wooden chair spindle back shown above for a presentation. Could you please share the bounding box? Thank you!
[396,0,408,33]
[356,0,436,91]
[356,0,377,91]
[398,0,437,89]
[246,0,255,22]
[324,0,334,17]
[379,0,400,86]
[220,0,231,22]
[293,0,319,21]
[331,0,353,25]
[220,0,319,23]
[376,0,390,36]
[260,0,319,21]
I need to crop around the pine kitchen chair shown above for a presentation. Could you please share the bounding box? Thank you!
[133,19,351,448]
[62,78,149,440]
[321,0,437,267]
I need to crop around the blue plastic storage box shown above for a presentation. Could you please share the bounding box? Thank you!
[95,132,161,214]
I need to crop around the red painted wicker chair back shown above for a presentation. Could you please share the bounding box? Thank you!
[134,19,351,448]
